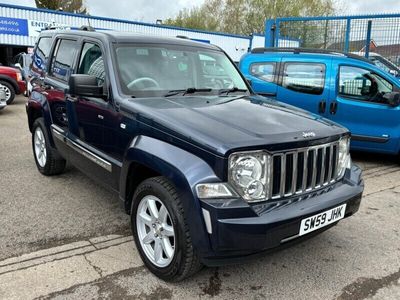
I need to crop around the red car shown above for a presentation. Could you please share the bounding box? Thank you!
[0,66,26,104]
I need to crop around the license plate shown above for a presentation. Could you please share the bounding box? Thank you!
[299,204,347,236]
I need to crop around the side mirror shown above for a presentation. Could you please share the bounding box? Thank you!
[383,92,400,107]
[68,74,105,98]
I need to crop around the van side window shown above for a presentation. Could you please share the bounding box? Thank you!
[33,37,52,72]
[283,63,325,95]
[50,39,77,82]
[78,42,105,86]
[250,62,275,82]
[339,66,393,104]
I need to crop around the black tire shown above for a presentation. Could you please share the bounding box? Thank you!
[131,176,203,281]
[0,80,16,105]
[32,118,66,176]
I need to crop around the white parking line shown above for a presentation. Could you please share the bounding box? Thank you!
[0,235,143,300]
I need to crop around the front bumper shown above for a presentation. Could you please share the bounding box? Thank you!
[199,164,363,265]
[17,80,26,95]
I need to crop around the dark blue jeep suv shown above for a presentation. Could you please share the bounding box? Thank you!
[26,28,364,281]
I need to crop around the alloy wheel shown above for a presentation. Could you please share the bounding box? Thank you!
[136,195,175,267]
[0,85,11,101]
[34,127,47,167]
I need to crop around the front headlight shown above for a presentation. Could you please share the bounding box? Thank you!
[337,136,351,178]
[229,151,270,202]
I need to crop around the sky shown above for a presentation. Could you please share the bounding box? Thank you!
[0,0,400,23]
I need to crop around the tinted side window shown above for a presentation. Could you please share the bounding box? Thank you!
[339,66,393,104]
[33,37,52,72]
[50,39,77,82]
[250,62,275,82]
[283,63,325,95]
[78,43,105,86]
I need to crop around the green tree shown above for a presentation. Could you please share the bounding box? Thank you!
[165,0,337,35]
[35,0,87,14]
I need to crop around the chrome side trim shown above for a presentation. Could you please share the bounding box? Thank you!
[51,124,65,134]
[51,124,112,173]
[66,139,112,172]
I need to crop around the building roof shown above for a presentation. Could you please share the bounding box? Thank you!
[325,39,377,52]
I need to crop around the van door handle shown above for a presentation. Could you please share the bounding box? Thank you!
[330,102,338,115]
[318,100,326,113]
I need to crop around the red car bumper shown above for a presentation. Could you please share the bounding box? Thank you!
[17,80,26,95]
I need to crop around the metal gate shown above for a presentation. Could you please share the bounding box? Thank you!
[265,14,400,65]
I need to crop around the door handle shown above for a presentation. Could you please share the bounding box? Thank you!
[318,100,326,113]
[66,96,78,103]
[330,102,338,115]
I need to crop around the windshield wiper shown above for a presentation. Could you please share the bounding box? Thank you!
[218,87,248,95]
[164,88,212,97]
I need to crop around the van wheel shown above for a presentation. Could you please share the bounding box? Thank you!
[131,177,202,281]
[0,81,15,104]
[32,118,66,175]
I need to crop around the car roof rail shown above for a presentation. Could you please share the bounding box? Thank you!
[251,47,373,64]
[176,35,190,39]
[79,25,95,32]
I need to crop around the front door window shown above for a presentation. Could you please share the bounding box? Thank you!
[338,66,393,104]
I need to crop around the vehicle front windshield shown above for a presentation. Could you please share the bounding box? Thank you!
[113,44,248,97]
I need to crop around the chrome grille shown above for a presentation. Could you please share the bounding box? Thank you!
[268,141,339,200]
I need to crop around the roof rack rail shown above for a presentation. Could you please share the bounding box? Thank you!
[176,35,190,39]
[251,47,373,64]
[79,25,95,31]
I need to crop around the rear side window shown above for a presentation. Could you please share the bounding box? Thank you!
[282,63,325,95]
[50,39,77,82]
[250,62,275,82]
[33,37,52,72]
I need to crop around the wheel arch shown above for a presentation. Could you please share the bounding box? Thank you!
[26,94,56,148]
[120,135,220,255]
[0,75,19,93]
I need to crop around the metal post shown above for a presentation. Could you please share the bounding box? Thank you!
[274,20,280,47]
[365,20,373,58]
[344,18,351,52]
[265,19,276,47]
[248,34,253,52]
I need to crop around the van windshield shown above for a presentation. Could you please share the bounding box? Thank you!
[113,44,248,98]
